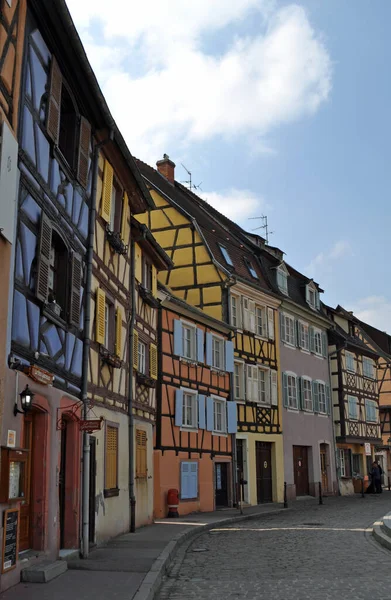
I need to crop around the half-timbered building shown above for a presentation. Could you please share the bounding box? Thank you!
[136,155,284,505]
[155,285,235,517]
[326,305,383,495]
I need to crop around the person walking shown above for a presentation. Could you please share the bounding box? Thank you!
[371,461,382,494]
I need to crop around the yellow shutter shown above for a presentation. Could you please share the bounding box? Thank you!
[151,265,157,297]
[133,330,139,370]
[105,425,118,490]
[135,243,142,283]
[136,429,147,478]
[115,307,122,357]
[120,192,128,242]
[150,343,158,380]
[101,160,113,222]
[95,288,106,345]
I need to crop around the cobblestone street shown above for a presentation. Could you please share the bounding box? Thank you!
[158,494,391,600]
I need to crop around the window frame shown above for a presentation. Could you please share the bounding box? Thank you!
[181,388,198,430]
[255,305,267,338]
[180,461,198,500]
[211,334,225,371]
[277,267,288,295]
[142,257,153,291]
[258,367,270,404]
[104,422,119,497]
[363,357,375,379]
[104,297,115,353]
[317,381,327,414]
[347,395,359,421]
[212,396,227,434]
[313,328,323,357]
[345,351,356,373]
[138,339,147,375]
[365,399,377,423]
[219,244,233,267]
[245,259,258,279]
[302,376,313,411]
[230,294,241,328]
[284,313,296,346]
[234,360,245,401]
[298,320,310,351]
[181,320,197,361]
[286,372,298,409]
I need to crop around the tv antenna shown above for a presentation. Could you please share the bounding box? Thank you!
[181,164,202,192]
[248,215,273,244]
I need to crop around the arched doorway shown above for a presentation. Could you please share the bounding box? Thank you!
[59,413,81,549]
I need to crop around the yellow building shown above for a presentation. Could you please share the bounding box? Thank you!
[136,155,284,504]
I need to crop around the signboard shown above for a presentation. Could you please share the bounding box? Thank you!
[365,443,372,456]
[2,508,19,573]
[6,431,16,448]
[26,365,54,386]
[79,419,103,433]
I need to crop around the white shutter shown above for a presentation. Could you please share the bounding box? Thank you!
[267,308,274,339]
[247,365,258,402]
[243,297,249,330]
[249,300,256,333]
[271,370,278,406]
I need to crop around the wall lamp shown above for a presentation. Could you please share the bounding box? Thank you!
[14,385,34,416]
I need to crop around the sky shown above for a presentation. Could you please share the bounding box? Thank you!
[66,0,391,332]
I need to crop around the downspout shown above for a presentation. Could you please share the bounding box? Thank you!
[81,134,111,558]
[224,280,238,508]
[128,238,136,532]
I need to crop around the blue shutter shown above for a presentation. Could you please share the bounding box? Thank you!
[279,312,285,343]
[321,332,327,358]
[189,462,198,498]
[312,381,319,413]
[293,319,298,346]
[325,384,331,415]
[225,340,234,373]
[197,328,204,363]
[297,377,303,410]
[283,373,288,408]
[181,462,190,499]
[227,401,237,433]
[206,397,214,431]
[174,320,183,356]
[198,395,206,429]
[309,326,315,353]
[206,333,213,366]
[175,389,183,427]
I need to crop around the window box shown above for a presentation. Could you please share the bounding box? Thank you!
[99,345,122,368]
[136,372,156,388]
[106,225,127,255]
[139,285,160,308]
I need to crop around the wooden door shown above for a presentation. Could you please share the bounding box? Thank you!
[215,463,229,507]
[255,442,272,503]
[293,446,309,496]
[59,422,67,548]
[320,444,328,492]
[19,414,33,551]
[89,437,97,544]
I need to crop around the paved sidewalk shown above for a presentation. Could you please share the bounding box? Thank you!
[0,503,287,600]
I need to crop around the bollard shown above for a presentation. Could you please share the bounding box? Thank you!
[318,481,323,505]
[361,478,365,498]
[284,481,288,508]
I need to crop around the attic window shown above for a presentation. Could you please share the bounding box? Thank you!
[306,284,320,309]
[245,259,258,279]
[277,267,288,295]
[219,244,233,267]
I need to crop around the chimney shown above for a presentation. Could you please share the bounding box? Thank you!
[156,154,175,184]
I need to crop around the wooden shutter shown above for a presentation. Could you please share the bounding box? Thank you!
[189,463,198,498]
[282,373,288,408]
[136,429,147,478]
[309,326,315,353]
[249,300,256,332]
[120,192,128,241]
[101,160,113,223]
[225,340,234,373]
[271,370,278,406]
[173,320,183,357]
[197,328,204,363]
[279,312,285,343]
[151,265,157,297]
[46,56,62,144]
[312,381,319,413]
[95,288,106,344]
[135,244,142,283]
[77,116,91,188]
[181,462,190,499]
[198,395,206,429]
[205,333,213,366]
[267,308,274,340]
[150,343,158,379]
[325,384,331,415]
[133,330,139,370]
[105,425,118,490]
[206,397,214,431]
[297,377,303,410]
[227,401,237,433]
[69,252,82,327]
[175,389,183,427]
[321,332,327,357]
[115,307,122,357]
[36,213,52,302]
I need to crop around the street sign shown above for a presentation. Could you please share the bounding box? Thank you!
[79,419,103,432]
[365,443,371,456]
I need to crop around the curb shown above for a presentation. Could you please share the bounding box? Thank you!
[372,511,391,552]
[132,507,288,600]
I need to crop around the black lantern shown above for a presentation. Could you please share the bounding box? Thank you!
[14,385,34,416]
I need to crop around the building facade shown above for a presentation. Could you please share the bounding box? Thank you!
[155,286,235,517]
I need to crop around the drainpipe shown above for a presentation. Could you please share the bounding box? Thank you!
[80,134,111,558]
[128,238,136,532]
[225,282,238,507]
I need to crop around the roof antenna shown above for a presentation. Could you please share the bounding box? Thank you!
[248,215,273,245]
[181,164,202,192]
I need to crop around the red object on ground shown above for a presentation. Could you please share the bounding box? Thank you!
[167,488,179,518]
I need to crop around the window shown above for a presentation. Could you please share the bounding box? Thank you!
[282,313,295,346]
[286,374,298,409]
[213,398,227,433]
[136,429,147,478]
[339,448,351,478]
[212,335,225,370]
[138,340,146,375]
[182,392,198,428]
[308,288,315,307]
[363,357,375,379]
[219,244,233,266]
[345,351,355,373]
[318,382,327,413]
[234,361,245,400]
[58,83,78,168]
[298,322,309,351]
[109,180,123,233]
[246,365,271,404]
[105,424,118,496]
[47,231,68,313]
[182,323,197,361]
[256,306,267,337]
[242,297,255,332]
[302,378,313,411]
[258,368,270,404]
[277,267,288,294]
[365,399,377,423]
[104,300,115,353]
[181,462,198,499]
[231,295,240,328]
[142,259,153,291]
[314,330,322,356]
[245,259,258,279]
[348,395,358,420]
[352,453,362,476]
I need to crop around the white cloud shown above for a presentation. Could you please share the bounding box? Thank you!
[352,296,391,333]
[306,240,352,276]
[201,188,266,223]
[66,0,332,163]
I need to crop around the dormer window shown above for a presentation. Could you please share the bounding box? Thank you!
[306,283,320,309]
[219,244,233,267]
[245,259,258,279]
[277,266,288,295]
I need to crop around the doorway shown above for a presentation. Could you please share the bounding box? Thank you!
[59,422,68,548]
[89,436,97,544]
[255,442,272,503]
[19,413,33,552]
[215,463,229,508]
[320,444,329,493]
[293,446,309,496]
